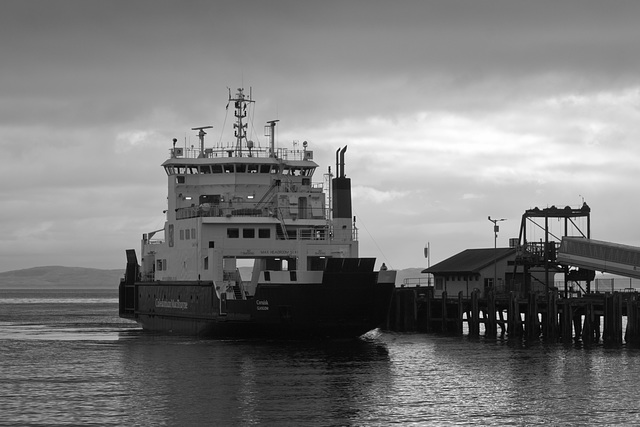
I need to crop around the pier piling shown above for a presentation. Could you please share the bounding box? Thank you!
[386,288,639,345]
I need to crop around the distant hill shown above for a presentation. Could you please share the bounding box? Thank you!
[0,266,124,289]
[0,266,428,289]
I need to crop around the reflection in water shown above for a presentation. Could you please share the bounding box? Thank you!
[386,335,640,426]
[117,335,392,426]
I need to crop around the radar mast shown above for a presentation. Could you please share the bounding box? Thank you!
[229,87,255,157]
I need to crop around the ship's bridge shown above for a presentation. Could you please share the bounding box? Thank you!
[557,237,640,279]
[162,146,317,177]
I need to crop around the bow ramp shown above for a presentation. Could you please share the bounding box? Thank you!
[557,237,640,279]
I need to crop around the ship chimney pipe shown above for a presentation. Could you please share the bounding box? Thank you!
[332,145,352,220]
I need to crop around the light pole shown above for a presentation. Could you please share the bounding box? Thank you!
[488,216,506,290]
[424,242,430,287]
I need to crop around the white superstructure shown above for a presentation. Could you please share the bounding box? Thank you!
[138,88,358,299]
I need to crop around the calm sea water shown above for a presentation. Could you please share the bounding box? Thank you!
[2,289,640,426]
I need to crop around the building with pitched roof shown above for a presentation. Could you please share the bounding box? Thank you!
[422,247,519,298]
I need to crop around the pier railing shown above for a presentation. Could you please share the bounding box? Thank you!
[401,277,431,287]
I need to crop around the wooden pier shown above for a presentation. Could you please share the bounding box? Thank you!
[386,287,640,345]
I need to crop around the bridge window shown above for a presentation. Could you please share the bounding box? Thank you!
[243,228,255,238]
[259,228,271,238]
[224,165,234,173]
[211,164,223,173]
[227,228,239,238]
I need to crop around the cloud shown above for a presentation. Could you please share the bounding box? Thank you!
[115,129,164,154]
[2,0,640,271]
[353,186,412,204]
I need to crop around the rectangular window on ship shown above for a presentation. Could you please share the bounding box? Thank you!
[258,228,271,238]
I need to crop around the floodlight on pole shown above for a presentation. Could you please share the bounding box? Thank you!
[488,216,507,291]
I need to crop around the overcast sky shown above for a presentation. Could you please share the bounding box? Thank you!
[2,0,640,272]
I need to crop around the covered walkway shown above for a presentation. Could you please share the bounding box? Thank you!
[557,237,640,279]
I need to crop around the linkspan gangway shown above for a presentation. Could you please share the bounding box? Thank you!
[557,237,640,279]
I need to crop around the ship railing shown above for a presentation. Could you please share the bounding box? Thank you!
[176,204,327,220]
[141,239,164,254]
[274,227,331,241]
[172,145,311,161]
[275,226,359,242]
[296,228,330,241]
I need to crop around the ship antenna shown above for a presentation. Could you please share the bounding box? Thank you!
[191,125,213,158]
[266,120,279,157]
[230,87,255,157]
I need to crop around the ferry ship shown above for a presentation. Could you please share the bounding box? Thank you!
[118,88,396,338]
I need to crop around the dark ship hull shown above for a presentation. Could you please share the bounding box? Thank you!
[119,257,395,338]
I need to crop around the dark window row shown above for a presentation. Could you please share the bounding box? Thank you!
[165,164,315,176]
[227,228,271,239]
